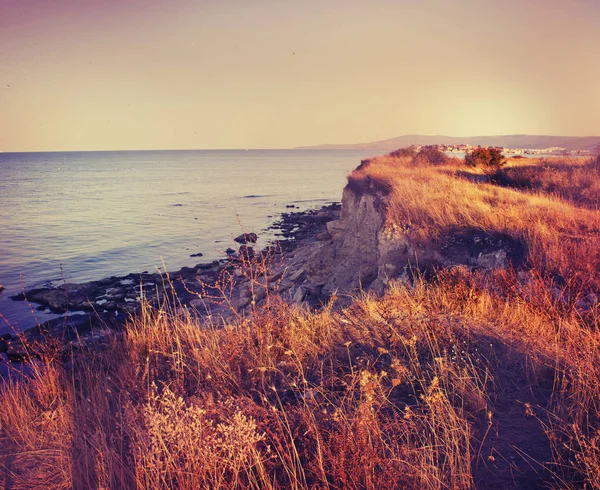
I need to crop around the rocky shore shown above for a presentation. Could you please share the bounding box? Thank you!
[2,203,342,363]
[6,175,593,368]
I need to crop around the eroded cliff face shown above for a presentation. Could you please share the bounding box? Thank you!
[285,183,523,304]
[286,185,412,301]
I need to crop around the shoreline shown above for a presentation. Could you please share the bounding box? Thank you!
[1,203,341,363]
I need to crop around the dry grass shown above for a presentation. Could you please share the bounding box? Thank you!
[497,155,600,209]
[0,293,485,489]
[2,150,600,488]
[349,152,600,295]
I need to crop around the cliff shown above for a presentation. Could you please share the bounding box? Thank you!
[284,167,524,304]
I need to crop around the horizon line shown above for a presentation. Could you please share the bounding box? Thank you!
[3,133,600,154]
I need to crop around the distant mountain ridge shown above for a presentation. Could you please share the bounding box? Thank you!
[296,134,600,152]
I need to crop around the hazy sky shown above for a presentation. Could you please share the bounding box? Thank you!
[1,0,599,151]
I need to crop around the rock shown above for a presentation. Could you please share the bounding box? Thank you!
[474,250,508,269]
[293,285,309,303]
[234,233,258,244]
[289,268,306,283]
[188,298,207,310]
[313,212,334,223]
[0,284,4,293]
[278,279,293,292]
[225,247,236,255]
[237,298,251,310]
[238,245,255,260]
[239,285,252,300]
[196,260,220,270]
[576,293,598,312]
[326,219,346,238]
[179,266,197,277]
[254,287,267,302]
[190,252,204,257]
[268,270,284,283]
[316,231,332,241]
[285,204,295,208]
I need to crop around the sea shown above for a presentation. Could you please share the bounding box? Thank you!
[0,149,376,334]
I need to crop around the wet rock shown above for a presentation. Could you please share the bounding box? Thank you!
[234,233,258,244]
[196,260,220,270]
[179,266,197,277]
[190,252,204,257]
[225,247,236,255]
[313,211,335,223]
[0,284,4,293]
[105,301,118,310]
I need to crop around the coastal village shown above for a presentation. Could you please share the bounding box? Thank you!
[440,143,592,156]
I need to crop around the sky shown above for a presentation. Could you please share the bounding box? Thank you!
[1,0,599,151]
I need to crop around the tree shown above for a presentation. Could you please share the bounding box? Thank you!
[465,146,505,170]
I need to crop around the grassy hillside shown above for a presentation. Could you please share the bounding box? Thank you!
[2,152,600,489]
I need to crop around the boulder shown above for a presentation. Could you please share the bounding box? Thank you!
[234,233,258,244]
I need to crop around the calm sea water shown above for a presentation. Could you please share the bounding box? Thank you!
[0,149,375,333]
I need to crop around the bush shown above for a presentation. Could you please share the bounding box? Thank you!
[414,145,449,165]
[387,146,417,159]
[465,146,505,170]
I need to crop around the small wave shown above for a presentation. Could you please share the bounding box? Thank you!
[242,194,275,199]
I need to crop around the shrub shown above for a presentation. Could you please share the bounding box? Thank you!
[465,146,505,170]
[414,145,449,165]
[387,146,417,159]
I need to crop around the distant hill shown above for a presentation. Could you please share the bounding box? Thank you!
[296,134,600,152]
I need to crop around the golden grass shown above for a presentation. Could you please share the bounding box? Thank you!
[349,153,600,294]
[2,150,600,488]
[499,156,600,209]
